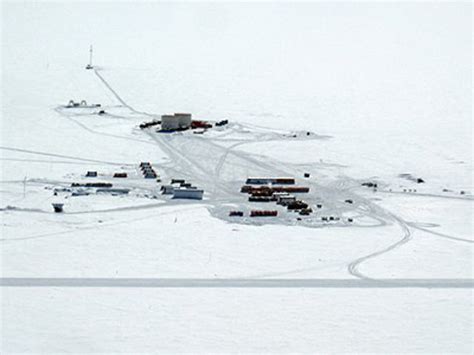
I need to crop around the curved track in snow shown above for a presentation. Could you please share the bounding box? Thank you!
[347,215,412,279]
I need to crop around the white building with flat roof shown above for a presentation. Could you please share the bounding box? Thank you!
[161,115,179,130]
[161,113,192,131]
[174,113,192,128]
[173,188,203,200]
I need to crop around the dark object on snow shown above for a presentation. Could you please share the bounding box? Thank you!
[229,211,244,217]
[362,182,378,188]
[215,119,229,127]
[417,178,425,184]
[251,189,273,197]
[249,196,272,202]
[191,120,212,129]
[141,163,157,178]
[71,182,112,188]
[52,203,64,213]
[144,172,157,179]
[287,200,308,210]
[171,179,185,184]
[299,208,312,215]
[113,172,127,178]
[348,218,353,222]
[139,121,161,129]
[241,185,309,194]
[250,210,278,217]
[460,191,466,195]
[316,204,322,209]
[98,110,106,115]
[86,171,98,177]
[304,173,310,178]
[345,199,353,204]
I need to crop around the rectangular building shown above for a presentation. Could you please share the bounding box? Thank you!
[246,177,295,185]
[173,188,203,200]
[161,113,192,131]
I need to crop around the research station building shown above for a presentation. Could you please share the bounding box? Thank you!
[161,113,192,131]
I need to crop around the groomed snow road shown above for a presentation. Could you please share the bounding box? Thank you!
[1,277,472,288]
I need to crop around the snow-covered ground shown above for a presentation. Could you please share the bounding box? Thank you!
[1,2,472,353]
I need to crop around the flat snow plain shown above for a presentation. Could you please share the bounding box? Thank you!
[1,2,473,353]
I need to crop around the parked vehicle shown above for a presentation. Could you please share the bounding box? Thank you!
[191,120,212,129]
[299,208,312,216]
[71,182,112,188]
[113,173,127,178]
[171,179,185,184]
[250,210,278,217]
[241,185,309,194]
[215,119,229,126]
[287,200,308,210]
[139,121,161,129]
[249,196,272,202]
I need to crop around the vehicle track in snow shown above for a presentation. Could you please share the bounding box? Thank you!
[0,146,129,166]
[408,223,473,244]
[1,205,204,243]
[0,158,106,166]
[379,189,473,201]
[347,214,412,279]
[54,107,156,146]
[93,68,159,119]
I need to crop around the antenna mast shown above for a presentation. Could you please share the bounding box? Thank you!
[86,45,93,70]
[89,45,93,66]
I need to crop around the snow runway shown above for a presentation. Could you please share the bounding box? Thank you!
[1,277,472,288]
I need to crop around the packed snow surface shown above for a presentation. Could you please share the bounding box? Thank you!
[1,2,472,353]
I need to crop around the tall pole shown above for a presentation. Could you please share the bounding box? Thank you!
[89,45,93,67]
